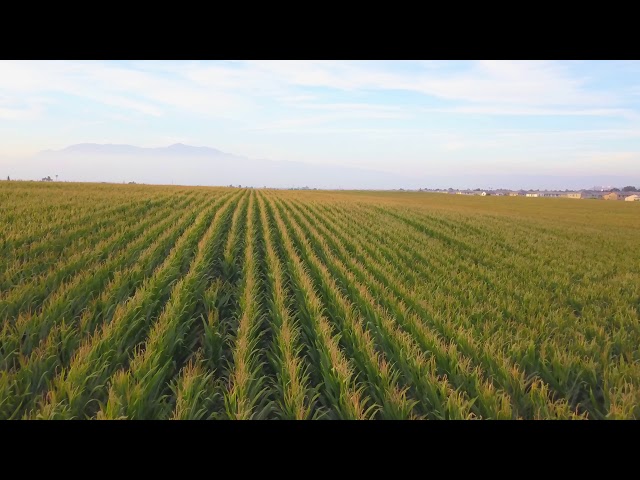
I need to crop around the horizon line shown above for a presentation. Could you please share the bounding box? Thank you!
[3,177,638,194]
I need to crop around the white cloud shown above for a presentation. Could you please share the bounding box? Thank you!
[422,105,638,120]
[0,95,54,120]
[290,102,404,112]
[243,60,617,108]
[0,104,41,120]
[0,60,629,122]
[277,95,318,104]
[1,60,640,181]
[247,103,411,132]
[0,61,251,119]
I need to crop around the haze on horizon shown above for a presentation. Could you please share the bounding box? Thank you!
[2,60,640,189]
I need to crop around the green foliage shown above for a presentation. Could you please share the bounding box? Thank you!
[1,181,639,419]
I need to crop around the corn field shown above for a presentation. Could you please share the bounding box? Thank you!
[1,181,639,419]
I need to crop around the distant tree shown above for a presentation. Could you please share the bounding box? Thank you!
[611,187,620,192]
[6,176,9,181]
[622,186,637,191]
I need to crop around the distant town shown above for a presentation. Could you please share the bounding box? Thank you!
[412,186,640,201]
[4,177,640,201]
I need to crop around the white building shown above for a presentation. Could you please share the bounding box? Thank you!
[625,194,640,202]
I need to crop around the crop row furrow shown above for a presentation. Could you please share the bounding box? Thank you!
[272,196,424,419]
[312,200,582,419]
[96,190,241,419]
[256,193,319,419]
[0,194,205,419]
[29,191,238,419]
[287,198,510,419]
[264,194,375,419]
[0,194,187,320]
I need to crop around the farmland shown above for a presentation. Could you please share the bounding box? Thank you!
[1,181,639,419]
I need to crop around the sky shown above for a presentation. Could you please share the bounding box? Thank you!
[1,60,640,185]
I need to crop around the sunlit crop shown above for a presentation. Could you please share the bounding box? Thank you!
[1,181,639,419]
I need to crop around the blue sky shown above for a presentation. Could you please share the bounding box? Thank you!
[1,60,640,181]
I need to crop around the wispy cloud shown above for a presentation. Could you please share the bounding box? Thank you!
[422,106,638,120]
[1,60,640,183]
[243,60,617,107]
[249,103,411,131]
[0,61,251,119]
[0,60,629,120]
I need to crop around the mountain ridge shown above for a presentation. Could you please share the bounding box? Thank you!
[11,143,640,190]
[28,143,410,189]
[45,143,230,157]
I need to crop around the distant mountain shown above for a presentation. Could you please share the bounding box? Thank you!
[6,144,639,190]
[58,143,146,155]
[24,144,414,189]
[49,143,228,156]
[162,143,226,156]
